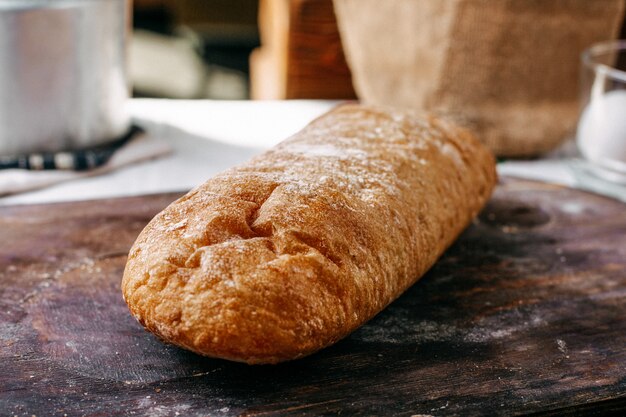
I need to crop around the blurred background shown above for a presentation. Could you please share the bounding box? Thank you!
[131,0,357,100]
[132,0,259,100]
[132,0,626,111]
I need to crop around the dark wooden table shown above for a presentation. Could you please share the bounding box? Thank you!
[1,177,625,416]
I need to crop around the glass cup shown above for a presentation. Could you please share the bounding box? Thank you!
[576,40,626,183]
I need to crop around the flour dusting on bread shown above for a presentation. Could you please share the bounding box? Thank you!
[122,104,496,364]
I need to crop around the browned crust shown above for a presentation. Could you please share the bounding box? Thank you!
[121,104,497,364]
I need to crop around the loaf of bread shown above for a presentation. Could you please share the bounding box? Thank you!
[122,104,496,364]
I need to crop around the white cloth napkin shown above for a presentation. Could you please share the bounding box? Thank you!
[0,133,171,196]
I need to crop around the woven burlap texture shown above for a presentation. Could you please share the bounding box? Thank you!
[334,0,625,157]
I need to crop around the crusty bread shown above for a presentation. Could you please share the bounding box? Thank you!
[122,104,496,364]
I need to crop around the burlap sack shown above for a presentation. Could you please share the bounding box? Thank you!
[334,0,626,157]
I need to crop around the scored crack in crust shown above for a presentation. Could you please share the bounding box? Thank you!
[121,104,497,364]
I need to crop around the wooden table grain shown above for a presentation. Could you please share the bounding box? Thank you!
[1,177,625,416]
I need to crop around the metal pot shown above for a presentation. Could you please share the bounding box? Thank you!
[0,0,130,156]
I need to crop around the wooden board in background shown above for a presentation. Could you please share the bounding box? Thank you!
[250,0,356,100]
[1,177,625,416]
